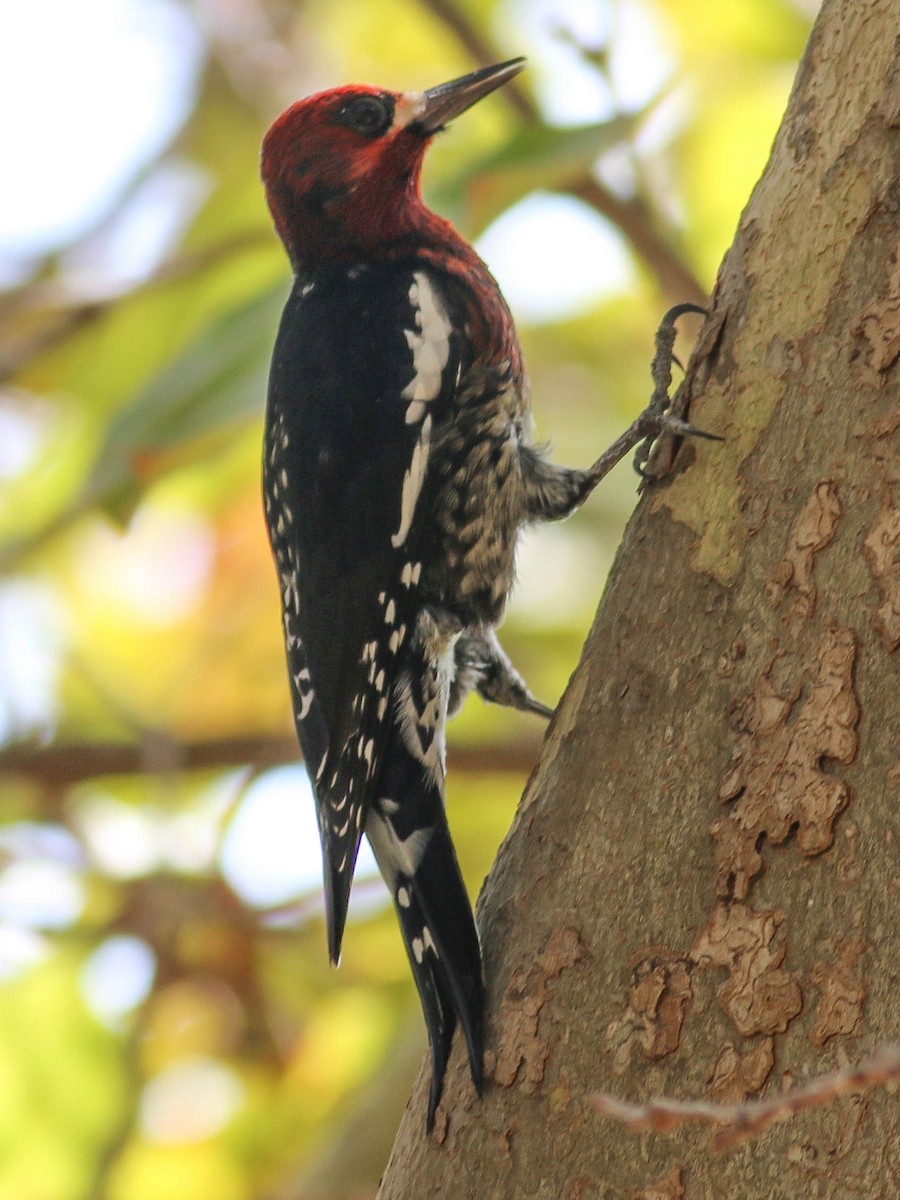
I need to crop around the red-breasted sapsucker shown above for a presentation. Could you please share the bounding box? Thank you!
[260,58,704,1128]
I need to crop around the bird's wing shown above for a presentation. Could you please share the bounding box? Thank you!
[264,263,461,960]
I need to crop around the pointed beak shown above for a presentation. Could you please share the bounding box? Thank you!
[413,58,525,134]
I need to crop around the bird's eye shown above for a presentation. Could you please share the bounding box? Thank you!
[340,95,394,137]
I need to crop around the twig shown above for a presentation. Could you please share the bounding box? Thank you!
[416,0,706,305]
[591,1045,900,1151]
[421,0,538,125]
[568,180,706,308]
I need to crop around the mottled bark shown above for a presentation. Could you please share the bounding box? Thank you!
[379,1,900,1195]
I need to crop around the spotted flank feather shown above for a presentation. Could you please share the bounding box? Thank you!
[313,585,414,960]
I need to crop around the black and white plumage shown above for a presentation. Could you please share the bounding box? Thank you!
[264,255,598,1125]
[261,61,636,1128]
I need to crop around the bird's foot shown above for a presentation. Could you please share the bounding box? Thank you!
[633,303,722,479]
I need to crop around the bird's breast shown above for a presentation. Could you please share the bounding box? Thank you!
[420,381,527,624]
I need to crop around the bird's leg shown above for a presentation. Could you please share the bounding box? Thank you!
[475,632,554,719]
[588,302,720,489]
[520,304,720,524]
[631,302,721,479]
[449,627,554,719]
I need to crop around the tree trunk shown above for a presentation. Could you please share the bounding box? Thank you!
[378,1,900,1194]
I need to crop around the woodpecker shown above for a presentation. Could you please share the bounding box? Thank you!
[260,59,703,1128]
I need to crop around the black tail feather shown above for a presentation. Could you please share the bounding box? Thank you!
[366,733,484,1127]
[388,835,484,1127]
[412,831,484,1100]
[391,880,457,1128]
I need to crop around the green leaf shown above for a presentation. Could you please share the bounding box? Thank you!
[86,283,286,512]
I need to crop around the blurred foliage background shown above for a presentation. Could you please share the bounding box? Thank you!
[0,0,815,1196]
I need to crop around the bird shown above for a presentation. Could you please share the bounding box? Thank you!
[259,58,705,1128]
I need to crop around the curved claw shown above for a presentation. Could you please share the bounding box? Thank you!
[634,436,659,479]
[658,414,724,442]
[524,696,555,720]
[650,304,707,413]
[634,416,723,478]
[659,302,708,327]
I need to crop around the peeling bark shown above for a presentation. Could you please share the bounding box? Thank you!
[713,625,859,899]
[863,494,900,650]
[707,1037,774,1103]
[491,927,588,1094]
[378,2,900,1195]
[606,946,693,1072]
[809,936,867,1047]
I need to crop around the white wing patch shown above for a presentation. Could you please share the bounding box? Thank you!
[391,415,431,548]
[402,272,451,422]
[391,273,451,548]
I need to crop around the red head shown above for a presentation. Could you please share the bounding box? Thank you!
[261,59,524,271]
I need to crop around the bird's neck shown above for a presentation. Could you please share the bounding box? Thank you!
[271,188,522,376]
[268,175,480,277]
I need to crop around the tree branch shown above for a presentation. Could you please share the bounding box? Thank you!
[0,730,543,792]
[417,0,707,305]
